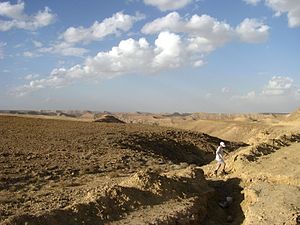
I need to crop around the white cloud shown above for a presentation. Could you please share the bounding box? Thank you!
[126,0,140,3]
[236,18,269,43]
[38,42,89,57]
[153,32,183,69]
[142,12,182,34]
[266,0,300,28]
[193,59,205,67]
[84,37,154,77]
[21,12,144,58]
[23,51,41,58]
[0,42,6,59]
[229,76,299,112]
[262,76,294,96]
[142,12,234,52]
[0,1,24,19]
[84,32,184,75]
[15,32,202,95]
[24,74,40,80]
[143,0,193,11]
[233,91,256,100]
[20,40,87,58]
[233,76,296,101]
[142,12,233,43]
[13,68,77,96]
[0,1,56,31]
[142,12,269,52]
[61,12,145,44]
[32,40,43,48]
[35,12,144,58]
[243,0,300,28]
[243,0,262,5]
[222,87,230,93]
[14,10,273,95]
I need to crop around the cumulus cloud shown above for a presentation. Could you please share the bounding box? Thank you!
[0,1,56,31]
[84,37,154,77]
[236,18,269,43]
[14,10,273,95]
[230,76,299,112]
[142,12,234,52]
[243,0,300,28]
[142,12,269,49]
[143,0,193,11]
[153,32,183,69]
[14,31,205,95]
[33,12,144,57]
[266,0,300,28]
[0,1,25,19]
[61,12,145,44]
[142,12,233,44]
[262,76,294,96]
[233,76,296,101]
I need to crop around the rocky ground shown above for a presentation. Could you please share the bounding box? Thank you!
[202,133,300,225]
[0,112,299,225]
[0,115,244,225]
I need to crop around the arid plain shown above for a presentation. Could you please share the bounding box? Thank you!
[0,109,299,225]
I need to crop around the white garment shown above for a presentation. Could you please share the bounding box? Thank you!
[215,146,225,164]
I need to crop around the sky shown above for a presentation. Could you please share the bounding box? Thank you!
[0,0,299,113]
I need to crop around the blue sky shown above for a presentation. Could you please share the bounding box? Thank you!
[0,0,299,113]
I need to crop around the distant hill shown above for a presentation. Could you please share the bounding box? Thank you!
[94,115,125,123]
[286,108,300,121]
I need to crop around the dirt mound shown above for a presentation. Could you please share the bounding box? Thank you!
[1,166,211,225]
[114,130,246,165]
[80,111,95,120]
[286,108,300,121]
[94,115,125,123]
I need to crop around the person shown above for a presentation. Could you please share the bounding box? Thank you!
[213,141,228,176]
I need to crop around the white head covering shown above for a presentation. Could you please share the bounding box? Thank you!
[220,142,226,147]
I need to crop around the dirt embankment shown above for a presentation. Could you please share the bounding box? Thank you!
[231,140,300,225]
[2,166,211,225]
[202,131,300,225]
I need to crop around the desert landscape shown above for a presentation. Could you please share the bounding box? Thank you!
[0,109,299,225]
[1,0,299,224]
